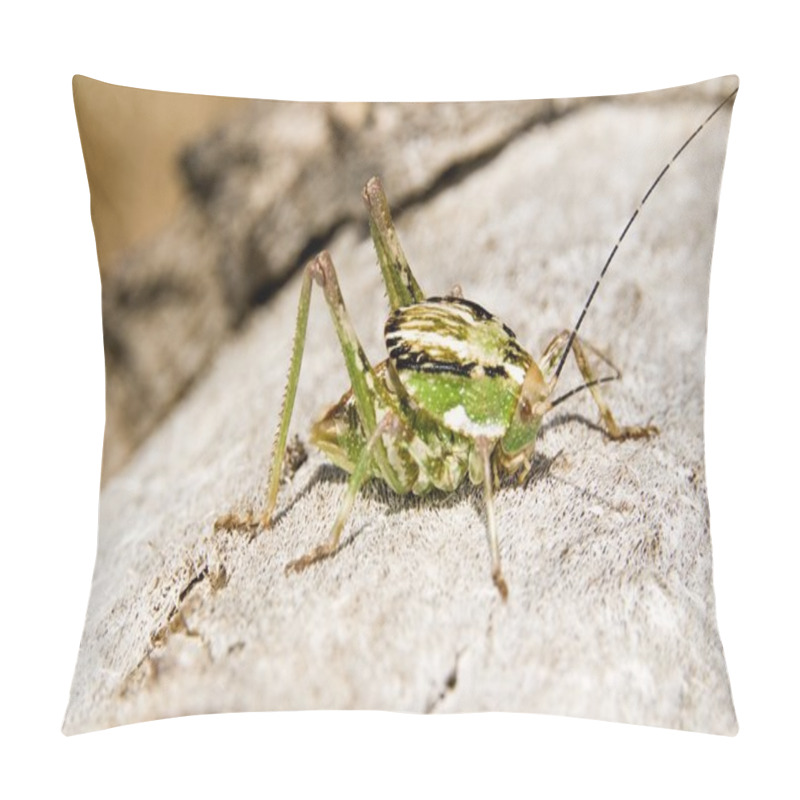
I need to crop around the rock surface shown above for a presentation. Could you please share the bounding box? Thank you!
[65,78,738,735]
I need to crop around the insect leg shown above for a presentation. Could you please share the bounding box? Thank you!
[215,260,317,536]
[216,250,407,537]
[362,177,426,310]
[571,337,658,440]
[285,412,399,574]
[309,251,410,493]
[540,330,658,440]
[477,437,509,601]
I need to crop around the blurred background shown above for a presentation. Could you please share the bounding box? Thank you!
[75,76,566,480]
[75,77,729,483]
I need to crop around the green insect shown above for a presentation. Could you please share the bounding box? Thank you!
[217,88,737,600]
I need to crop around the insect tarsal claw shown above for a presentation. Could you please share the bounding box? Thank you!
[606,422,660,441]
[259,510,274,530]
[214,511,263,540]
[493,569,509,602]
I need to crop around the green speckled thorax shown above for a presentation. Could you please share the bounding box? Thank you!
[386,297,532,439]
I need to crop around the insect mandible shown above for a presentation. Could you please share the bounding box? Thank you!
[216,87,738,600]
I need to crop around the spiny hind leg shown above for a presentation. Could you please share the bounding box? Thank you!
[541,330,658,440]
[216,250,406,538]
[363,177,425,310]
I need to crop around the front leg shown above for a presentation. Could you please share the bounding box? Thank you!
[540,330,658,441]
[476,436,509,602]
[570,337,658,440]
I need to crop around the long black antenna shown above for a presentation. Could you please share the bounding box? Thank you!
[552,86,738,381]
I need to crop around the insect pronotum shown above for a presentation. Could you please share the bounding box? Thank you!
[216,86,738,601]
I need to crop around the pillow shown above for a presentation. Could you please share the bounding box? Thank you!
[65,75,738,735]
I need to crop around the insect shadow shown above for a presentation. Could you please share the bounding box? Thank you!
[540,410,617,439]
[266,461,348,530]
[289,443,563,544]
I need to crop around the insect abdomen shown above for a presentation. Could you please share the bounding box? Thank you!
[310,359,474,495]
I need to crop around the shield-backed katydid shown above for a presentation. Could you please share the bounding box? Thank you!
[216,87,737,600]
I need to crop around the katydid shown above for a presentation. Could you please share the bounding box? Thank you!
[217,87,737,601]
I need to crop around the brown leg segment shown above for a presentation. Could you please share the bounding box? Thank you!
[540,330,658,441]
[570,338,658,440]
[477,436,509,602]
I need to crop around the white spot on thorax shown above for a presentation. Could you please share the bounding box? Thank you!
[443,405,505,439]
[504,363,526,384]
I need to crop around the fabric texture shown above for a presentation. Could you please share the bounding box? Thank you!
[65,75,738,735]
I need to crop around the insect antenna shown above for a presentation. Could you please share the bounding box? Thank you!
[551,339,622,408]
[552,86,738,382]
[550,374,618,409]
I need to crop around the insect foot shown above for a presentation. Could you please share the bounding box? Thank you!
[213,511,263,540]
[285,543,338,575]
[605,422,659,441]
[493,569,509,602]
